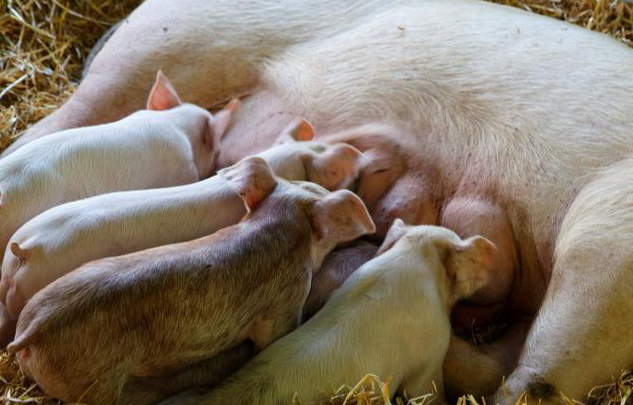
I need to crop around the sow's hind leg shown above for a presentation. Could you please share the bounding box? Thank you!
[498,157,633,405]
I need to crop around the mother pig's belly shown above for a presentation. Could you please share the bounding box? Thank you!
[220,0,633,268]
[227,96,629,277]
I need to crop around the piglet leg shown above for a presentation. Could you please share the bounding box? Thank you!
[497,159,633,405]
[250,311,302,351]
[119,342,255,405]
[249,273,311,350]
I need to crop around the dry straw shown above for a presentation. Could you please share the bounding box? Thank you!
[0,0,632,404]
[0,0,142,150]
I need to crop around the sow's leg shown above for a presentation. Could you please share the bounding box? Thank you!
[498,157,633,404]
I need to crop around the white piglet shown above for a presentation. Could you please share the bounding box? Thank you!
[0,119,365,346]
[158,221,497,405]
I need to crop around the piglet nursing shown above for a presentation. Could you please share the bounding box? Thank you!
[158,221,496,405]
[8,157,375,405]
[0,119,365,345]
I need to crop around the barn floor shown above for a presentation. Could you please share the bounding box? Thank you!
[1,0,632,404]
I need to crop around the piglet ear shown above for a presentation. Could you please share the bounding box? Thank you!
[445,235,497,300]
[312,190,376,243]
[305,143,367,190]
[10,242,30,262]
[204,99,241,150]
[275,118,315,144]
[376,218,408,256]
[219,156,277,212]
[146,70,183,111]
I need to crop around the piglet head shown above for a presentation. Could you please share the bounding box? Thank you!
[308,188,376,269]
[376,221,497,306]
[304,143,368,191]
[146,71,240,179]
[259,118,367,190]
[330,126,443,239]
[322,125,408,205]
[322,125,436,238]
[219,156,277,213]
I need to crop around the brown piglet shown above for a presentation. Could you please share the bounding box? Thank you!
[8,157,375,405]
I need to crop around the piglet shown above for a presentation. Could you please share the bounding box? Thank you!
[156,221,496,405]
[8,156,375,405]
[0,70,236,269]
[0,118,365,346]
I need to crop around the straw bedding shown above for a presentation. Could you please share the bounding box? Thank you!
[0,0,632,404]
